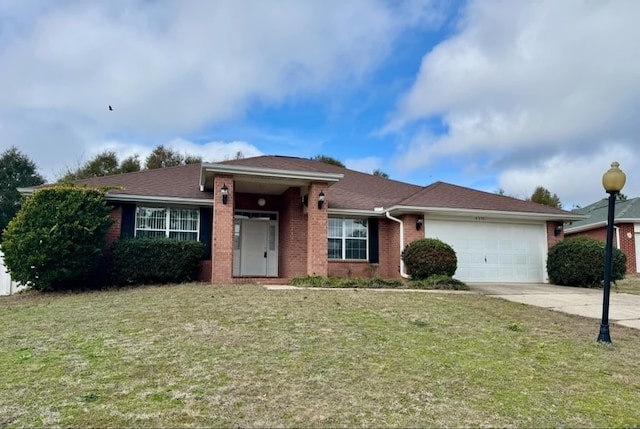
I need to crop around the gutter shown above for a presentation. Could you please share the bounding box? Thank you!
[385,211,410,279]
[384,204,586,222]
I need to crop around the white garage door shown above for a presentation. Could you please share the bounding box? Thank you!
[426,219,546,283]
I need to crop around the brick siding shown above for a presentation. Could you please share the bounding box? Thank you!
[212,175,235,283]
[306,182,329,277]
[546,221,564,248]
[279,187,307,279]
[106,205,122,245]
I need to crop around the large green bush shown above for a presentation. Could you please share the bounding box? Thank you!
[547,236,626,287]
[0,185,113,291]
[112,238,204,285]
[402,238,457,280]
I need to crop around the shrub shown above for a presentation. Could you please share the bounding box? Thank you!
[112,238,204,285]
[0,185,113,292]
[402,238,457,280]
[547,236,626,287]
[409,275,469,290]
[289,276,405,289]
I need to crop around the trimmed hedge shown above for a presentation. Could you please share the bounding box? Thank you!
[112,238,204,285]
[288,275,468,290]
[402,238,457,280]
[547,236,626,287]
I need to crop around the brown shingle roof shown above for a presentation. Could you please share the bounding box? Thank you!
[221,156,421,210]
[398,181,570,215]
[74,163,212,200]
[59,155,574,217]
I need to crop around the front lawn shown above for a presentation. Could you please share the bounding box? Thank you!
[614,274,640,295]
[1,284,639,427]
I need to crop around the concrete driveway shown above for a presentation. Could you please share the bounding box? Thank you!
[469,283,640,330]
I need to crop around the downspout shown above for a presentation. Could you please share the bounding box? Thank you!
[385,211,410,279]
[614,225,620,249]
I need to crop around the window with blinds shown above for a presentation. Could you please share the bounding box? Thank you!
[328,218,368,260]
[135,207,199,241]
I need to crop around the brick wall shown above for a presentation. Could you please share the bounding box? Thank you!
[617,224,637,273]
[328,261,380,278]
[403,214,425,246]
[105,205,122,245]
[306,182,328,276]
[374,215,423,280]
[279,187,307,279]
[212,175,234,283]
[199,260,212,282]
[546,221,564,248]
[569,227,606,242]
[381,216,402,278]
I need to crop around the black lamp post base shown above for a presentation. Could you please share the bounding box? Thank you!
[597,324,611,343]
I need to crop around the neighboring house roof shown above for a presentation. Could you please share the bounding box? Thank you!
[564,197,640,233]
[20,155,581,220]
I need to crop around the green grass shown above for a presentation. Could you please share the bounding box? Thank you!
[613,274,640,295]
[1,283,640,427]
[290,275,469,290]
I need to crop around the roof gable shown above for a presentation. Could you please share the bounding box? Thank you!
[396,181,571,215]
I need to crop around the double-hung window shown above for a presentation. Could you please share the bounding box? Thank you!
[135,207,199,241]
[328,218,368,260]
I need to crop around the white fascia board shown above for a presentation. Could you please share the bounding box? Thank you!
[18,187,213,206]
[17,187,38,195]
[105,194,214,206]
[564,221,606,234]
[564,219,640,234]
[328,209,382,217]
[201,163,343,183]
[385,205,587,221]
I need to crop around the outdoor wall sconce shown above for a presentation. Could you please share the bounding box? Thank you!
[416,217,424,231]
[554,224,563,236]
[221,183,229,205]
[318,190,326,210]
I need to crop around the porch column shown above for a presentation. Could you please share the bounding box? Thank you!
[306,182,328,277]
[212,175,234,283]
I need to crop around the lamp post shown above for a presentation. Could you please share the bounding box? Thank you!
[598,162,626,343]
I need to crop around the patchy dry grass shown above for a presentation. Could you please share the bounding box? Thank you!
[1,284,640,427]
[614,274,640,295]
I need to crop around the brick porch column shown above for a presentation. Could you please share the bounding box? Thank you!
[212,175,234,283]
[306,182,328,277]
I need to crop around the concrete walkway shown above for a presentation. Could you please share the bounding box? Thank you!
[469,283,640,330]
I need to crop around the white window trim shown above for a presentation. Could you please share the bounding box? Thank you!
[134,206,200,240]
[328,217,369,261]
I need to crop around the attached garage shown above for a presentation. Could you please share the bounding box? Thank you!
[426,218,547,283]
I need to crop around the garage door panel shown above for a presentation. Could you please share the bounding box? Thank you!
[426,220,545,283]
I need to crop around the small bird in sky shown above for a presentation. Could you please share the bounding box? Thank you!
[108,105,113,111]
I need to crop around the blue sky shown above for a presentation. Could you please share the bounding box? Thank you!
[1,0,639,208]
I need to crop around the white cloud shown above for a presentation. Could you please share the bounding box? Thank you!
[389,0,640,203]
[0,0,440,181]
[345,156,383,175]
[497,144,639,208]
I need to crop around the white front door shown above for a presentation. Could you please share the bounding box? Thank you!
[234,218,279,277]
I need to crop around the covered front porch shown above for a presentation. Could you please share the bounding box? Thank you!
[200,163,343,284]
